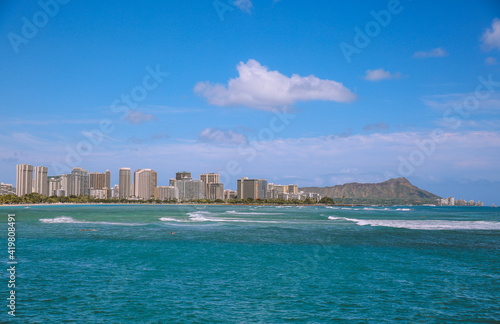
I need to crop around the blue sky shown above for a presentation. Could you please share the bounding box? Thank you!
[1,0,499,204]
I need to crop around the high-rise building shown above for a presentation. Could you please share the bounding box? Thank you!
[48,176,62,196]
[16,164,33,197]
[119,168,131,199]
[33,166,49,196]
[176,171,191,180]
[258,179,268,199]
[237,178,267,200]
[208,183,224,200]
[170,178,204,200]
[90,171,110,190]
[60,174,70,197]
[155,186,179,201]
[200,173,220,199]
[151,170,157,198]
[134,169,156,200]
[105,170,111,189]
[287,184,298,195]
[68,167,90,196]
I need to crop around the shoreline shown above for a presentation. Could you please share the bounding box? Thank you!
[1,202,481,208]
[1,202,340,207]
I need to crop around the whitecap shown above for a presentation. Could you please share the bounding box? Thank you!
[159,217,187,222]
[328,217,500,230]
[39,216,144,226]
[224,211,282,215]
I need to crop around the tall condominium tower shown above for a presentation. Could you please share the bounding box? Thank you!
[287,184,299,195]
[48,176,62,196]
[90,170,111,189]
[33,166,49,196]
[134,169,156,200]
[150,170,157,198]
[119,168,131,199]
[237,177,268,200]
[208,183,224,200]
[105,169,111,189]
[69,167,90,196]
[16,164,33,197]
[200,173,221,199]
[170,177,204,201]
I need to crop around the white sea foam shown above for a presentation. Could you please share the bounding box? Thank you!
[40,216,80,224]
[39,216,143,226]
[159,217,187,222]
[186,211,278,223]
[188,211,212,222]
[224,211,282,215]
[396,208,411,211]
[328,217,500,230]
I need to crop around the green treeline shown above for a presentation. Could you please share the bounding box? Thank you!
[0,193,338,205]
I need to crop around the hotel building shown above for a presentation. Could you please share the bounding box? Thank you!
[237,177,268,200]
[119,168,131,199]
[133,169,157,200]
[16,164,33,197]
[33,166,49,196]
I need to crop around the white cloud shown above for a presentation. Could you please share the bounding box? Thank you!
[124,110,157,124]
[364,68,401,81]
[481,18,500,51]
[194,59,357,110]
[199,128,248,145]
[234,0,253,13]
[485,56,498,65]
[412,47,448,58]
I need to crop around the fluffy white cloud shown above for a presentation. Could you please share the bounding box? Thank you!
[199,128,248,145]
[412,47,448,58]
[194,59,357,110]
[481,18,500,51]
[234,0,253,13]
[364,68,401,81]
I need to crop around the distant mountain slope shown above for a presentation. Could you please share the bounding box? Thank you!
[300,178,441,205]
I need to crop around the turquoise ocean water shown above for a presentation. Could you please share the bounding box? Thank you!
[0,204,499,323]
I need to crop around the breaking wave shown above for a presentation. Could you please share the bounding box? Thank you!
[328,217,500,230]
[39,216,144,226]
[162,211,280,223]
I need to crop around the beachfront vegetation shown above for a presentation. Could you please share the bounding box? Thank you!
[0,193,333,205]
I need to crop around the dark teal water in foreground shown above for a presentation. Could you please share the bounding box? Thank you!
[1,205,499,323]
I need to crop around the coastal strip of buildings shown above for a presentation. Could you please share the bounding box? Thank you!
[436,196,483,207]
[1,164,321,202]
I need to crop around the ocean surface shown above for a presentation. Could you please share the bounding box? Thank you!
[1,204,499,323]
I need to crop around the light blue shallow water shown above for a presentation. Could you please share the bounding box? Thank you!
[1,205,499,323]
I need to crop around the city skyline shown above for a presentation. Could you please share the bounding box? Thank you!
[1,1,499,205]
[4,162,485,205]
